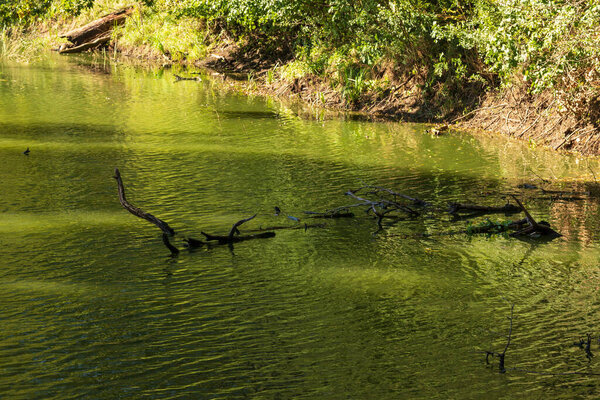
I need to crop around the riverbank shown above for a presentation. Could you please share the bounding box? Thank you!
[3,0,600,155]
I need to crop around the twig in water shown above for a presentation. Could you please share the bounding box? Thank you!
[484,300,514,373]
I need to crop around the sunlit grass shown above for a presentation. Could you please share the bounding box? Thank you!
[1,0,213,65]
[0,25,57,62]
[113,8,213,64]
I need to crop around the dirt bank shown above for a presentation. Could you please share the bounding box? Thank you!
[456,86,600,156]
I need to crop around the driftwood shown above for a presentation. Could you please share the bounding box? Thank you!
[247,223,327,232]
[200,231,276,245]
[448,202,521,215]
[113,168,175,235]
[510,196,561,238]
[346,189,419,216]
[59,7,133,54]
[183,237,205,249]
[198,214,276,245]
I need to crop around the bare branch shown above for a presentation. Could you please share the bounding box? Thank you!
[113,168,175,235]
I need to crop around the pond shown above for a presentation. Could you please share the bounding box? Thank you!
[1,55,600,399]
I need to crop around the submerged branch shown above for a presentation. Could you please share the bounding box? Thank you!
[448,202,521,215]
[201,231,276,244]
[113,168,175,235]
[199,214,276,245]
[228,214,257,241]
[509,195,561,238]
[162,233,180,256]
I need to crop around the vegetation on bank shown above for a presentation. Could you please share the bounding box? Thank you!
[2,0,600,149]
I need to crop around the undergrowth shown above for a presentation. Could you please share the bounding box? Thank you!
[2,0,600,126]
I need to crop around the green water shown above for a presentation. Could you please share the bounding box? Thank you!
[2,55,600,399]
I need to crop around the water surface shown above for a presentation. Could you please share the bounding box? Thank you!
[1,56,600,399]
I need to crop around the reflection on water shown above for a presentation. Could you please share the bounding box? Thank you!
[1,55,600,399]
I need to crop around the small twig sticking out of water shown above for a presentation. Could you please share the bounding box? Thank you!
[574,334,594,361]
[484,300,514,373]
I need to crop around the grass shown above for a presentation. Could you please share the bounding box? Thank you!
[113,8,214,64]
[0,23,63,62]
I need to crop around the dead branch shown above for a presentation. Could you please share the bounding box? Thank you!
[201,231,276,245]
[113,168,175,235]
[484,301,514,373]
[162,233,180,256]
[509,195,561,238]
[246,223,327,232]
[174,75,202,82]
[304,209,355,218]
[183,237,206,249]
[228,214,256,240]
[199,214,276,245]
[346,189,419,217]
[448,202,521,215]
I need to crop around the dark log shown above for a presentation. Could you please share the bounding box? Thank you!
[113,168,175,235]
[198,214,276,245]
[59,34,111,54]
[228,214,256,240]
[509,196,561,238]
[448,202,521,215]
[174,75,201,82]
[59,7,133,53]
[201,231,276,244]
[345,190,419,217]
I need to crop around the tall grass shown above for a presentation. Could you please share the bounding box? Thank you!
[0,26,56,62]
[114,8,213,63]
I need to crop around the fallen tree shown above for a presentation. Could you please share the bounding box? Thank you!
[113,168,278,254]
[58,7,133,54]
[113,168,562,255]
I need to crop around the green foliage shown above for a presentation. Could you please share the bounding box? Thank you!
[0,0,52,26]
[465,219,513,235]
[0,0,93,27]
[50,0,95,16]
